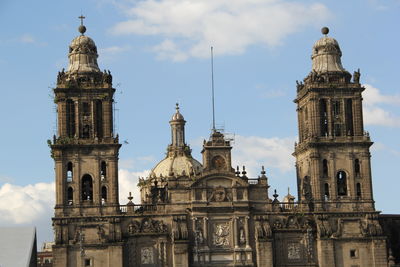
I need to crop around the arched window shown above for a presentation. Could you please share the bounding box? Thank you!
[81,174,93,201]
[67,162,73,181]
[345,99,354,135]
[354,159,360,176]
[356,183,362,198]
[337,171,347,196]
[101,161,107,180]
[96,100,103,138]
[66,100,75,137]
[320,99,328,136]
[324,183,330,200]
[322,159,328,176]
[101,186,107,204]
[67,187,73,205]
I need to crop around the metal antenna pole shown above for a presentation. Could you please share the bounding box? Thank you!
[211,47,216,132]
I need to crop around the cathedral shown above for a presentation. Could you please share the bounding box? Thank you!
[49,21,400,267]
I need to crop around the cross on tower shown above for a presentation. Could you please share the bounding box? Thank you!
[78,15,85,26]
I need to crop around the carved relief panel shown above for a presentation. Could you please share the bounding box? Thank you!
[212,221,231,248]
[141,247,154,264]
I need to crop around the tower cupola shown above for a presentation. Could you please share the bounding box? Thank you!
[311,27,347,74]
[67,21,100,74]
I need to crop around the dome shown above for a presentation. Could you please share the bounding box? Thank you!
[282,192,295,203]
[67,34,100,73]
[311,29,347,73]
[148,104,203,179]
[150,155,202,178]
[171,103,185,121]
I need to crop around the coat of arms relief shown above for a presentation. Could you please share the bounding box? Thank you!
[212,222,230,247]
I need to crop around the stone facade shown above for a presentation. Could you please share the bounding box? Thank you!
[50,24,397,267]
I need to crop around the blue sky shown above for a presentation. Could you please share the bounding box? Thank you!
[0,0,399,245]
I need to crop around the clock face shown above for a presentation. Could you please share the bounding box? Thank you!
[212,156,225,169]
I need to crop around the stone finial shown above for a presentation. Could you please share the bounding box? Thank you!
[321,26,329,36]
[127,192,133,203]
[273,189,279,200]
[235,166,240,177]
[241,166,247,177]
[78,15,86,35]
[261,166,266,176]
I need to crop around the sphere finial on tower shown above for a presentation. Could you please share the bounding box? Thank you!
[78,15,86,35]
[321,26,329,36]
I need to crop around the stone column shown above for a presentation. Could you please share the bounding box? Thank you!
[361,152,374,210]
[103,100,111,138]
[327,99,333,137]
[353,97,364,136]
[330,153,337,207]
[244,216,250,249]
[74,100,80,137]
[108,159,119,205]
[297,106,302,142]
[58,101,67,137]
[233,217,239,248]
[93,157,100,205]
[203,217,208,247]
[91,100,95,139]
[55,160,64,206]
[163,241,168,267]
[75,157,81,205]
[310,153,322,209]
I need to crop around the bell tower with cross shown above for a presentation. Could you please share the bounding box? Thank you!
[50,17,123,263]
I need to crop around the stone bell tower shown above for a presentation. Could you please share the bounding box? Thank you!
[50,18,123,267]
[293,27,375,212]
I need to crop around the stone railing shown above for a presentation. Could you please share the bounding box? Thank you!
[119,204,163,214]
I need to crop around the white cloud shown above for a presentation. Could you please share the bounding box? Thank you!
[110,0,331,60]
[232,135,296,176]
[0,182,55,224]
[152,39,188,61]
[363,84,400,106]
[363,84,400,127]
[118,169,150,204]
[0,169,149,244]
[0,170,149,224]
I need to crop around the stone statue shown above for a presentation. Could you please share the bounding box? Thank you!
[353,69,361,84]
[239,227,246,245]
[195,229,204,245]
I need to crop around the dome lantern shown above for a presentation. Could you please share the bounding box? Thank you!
[311,27,347,74]
[66,16,100,74]
[149,104,203,179]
